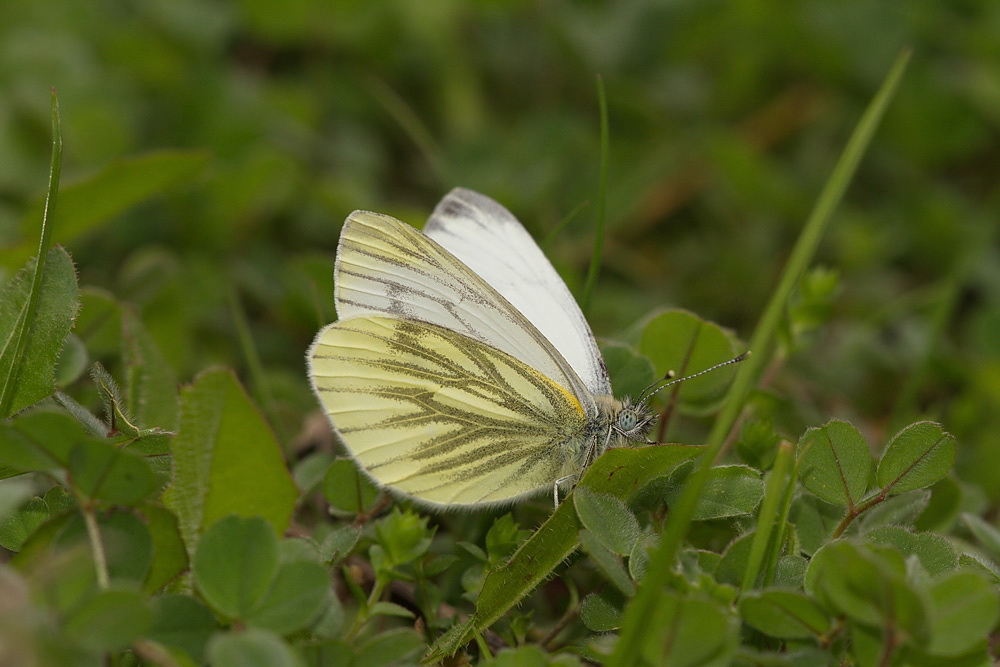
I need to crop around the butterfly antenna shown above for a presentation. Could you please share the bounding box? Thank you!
[638,351,751,403]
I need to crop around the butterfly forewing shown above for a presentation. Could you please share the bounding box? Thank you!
[424,188,612,396]
[309,316,591,507]
[334,210,595,412]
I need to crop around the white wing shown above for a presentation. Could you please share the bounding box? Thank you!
[333,209,596,413]
[424,188,611,396]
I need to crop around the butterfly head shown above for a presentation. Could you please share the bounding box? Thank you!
[610,396,655,444]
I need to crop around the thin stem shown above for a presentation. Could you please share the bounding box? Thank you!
[80,500,110,589]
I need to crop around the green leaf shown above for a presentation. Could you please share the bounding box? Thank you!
[739,589,832,639]
[807,541,927,635]
[866,526,957,576]
[796,420,872,507]
[666,463,764,520]
[772,555,808,589]
[425,444,702,661]
[926,571,1000,657]
[355,628,423,667]
[715,531,754,587]
[12,150,210,266]
[322,458,380,514]
[372,508,432,570]
[163,369,298,557]
[74,287,122,359]
[639,309,740,412]
[369,601,415,619]
[960,512,1000,561]
[0,247,79,417]
[54,333,87,387]
[581,590,624,632]
[68,439,159,505]
[643,592,739,667]
[149,594,216,663]
[857,489,930,533]
[600,341,657,399]
[789,493,844,556]
[0,411,159,506]
[64,588,152,652]
[206,627,299,667]
[0,495,48,551]
[246,561,330,635]
[574,487,640,556]
[140,503,188,593]
[580,529,634,596]
[193,515,279,620]
[876,422,955,495]
[957,553,1000,585]
[914,477,962,532]
[319,524,362,565]
[122,310,180,431]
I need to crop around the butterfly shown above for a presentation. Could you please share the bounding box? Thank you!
[308,188,660,509]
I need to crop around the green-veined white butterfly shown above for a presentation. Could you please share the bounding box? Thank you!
[309,188,671,508]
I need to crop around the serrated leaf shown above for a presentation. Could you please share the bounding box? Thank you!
[876,422,955,495]
[0,247,79,417]
[163,369,297,556]
[797,420,872,507]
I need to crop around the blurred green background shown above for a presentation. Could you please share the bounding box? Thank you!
[1,2,998,500]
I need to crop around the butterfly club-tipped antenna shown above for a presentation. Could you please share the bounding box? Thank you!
[638,350,751,405]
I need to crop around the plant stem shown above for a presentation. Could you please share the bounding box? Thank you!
[81,500,110,589]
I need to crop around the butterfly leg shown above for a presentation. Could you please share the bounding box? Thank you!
[553,475,578,506]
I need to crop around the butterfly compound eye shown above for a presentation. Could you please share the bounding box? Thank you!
[617,409,639,432]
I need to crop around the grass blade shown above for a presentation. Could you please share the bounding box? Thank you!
[609,49,911,666]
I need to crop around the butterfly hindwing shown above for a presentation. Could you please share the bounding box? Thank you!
[309,316,590,507]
